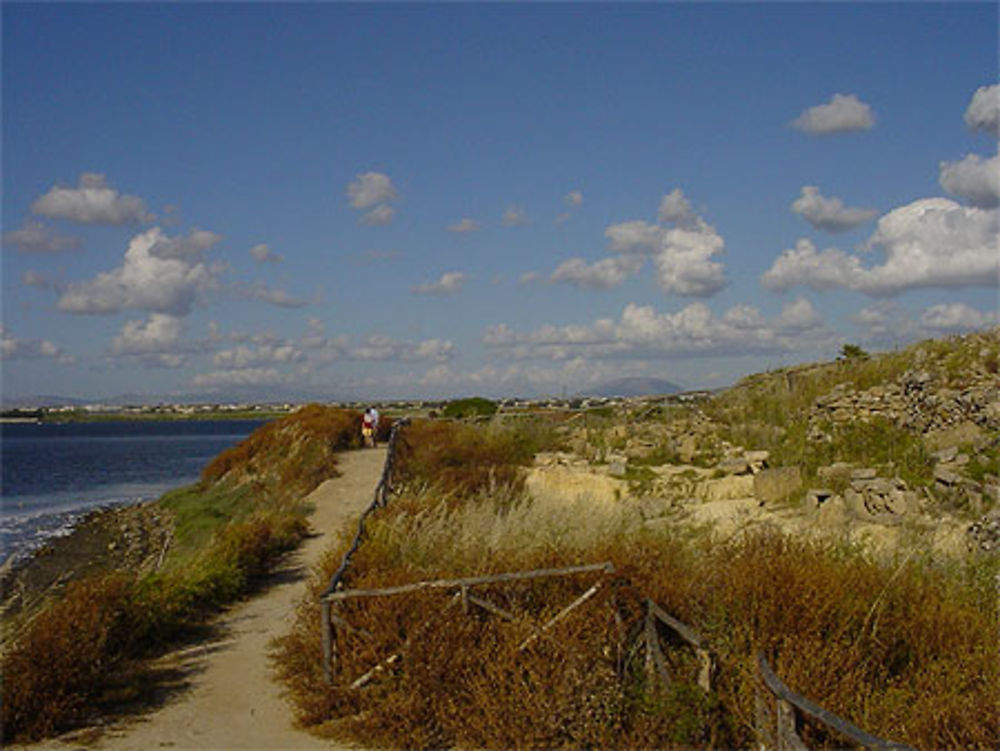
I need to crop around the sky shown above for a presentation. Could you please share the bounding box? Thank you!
[2,2,998,403]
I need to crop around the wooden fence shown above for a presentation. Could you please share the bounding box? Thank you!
[316,418,915,749]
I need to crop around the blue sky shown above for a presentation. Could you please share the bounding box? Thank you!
[3,2,998,402]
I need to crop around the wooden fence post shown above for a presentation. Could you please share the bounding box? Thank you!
[322,600,333,684]
[777,698,808,751]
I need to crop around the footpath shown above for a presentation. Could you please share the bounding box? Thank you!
[30,448,385,751]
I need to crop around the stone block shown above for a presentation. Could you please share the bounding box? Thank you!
[753,466,802,503]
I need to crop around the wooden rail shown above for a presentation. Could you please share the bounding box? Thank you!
[320,417,409,681]
[756,652,915,750]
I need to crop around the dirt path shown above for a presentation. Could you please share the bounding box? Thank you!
[38,448,386,751]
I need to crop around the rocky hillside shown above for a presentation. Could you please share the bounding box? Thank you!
[542,328,999,556]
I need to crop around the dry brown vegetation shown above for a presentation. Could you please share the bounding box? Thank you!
[276,416,999,749]
[1,405,359,743]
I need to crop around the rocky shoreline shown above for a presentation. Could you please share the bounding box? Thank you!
[0,501,172,627]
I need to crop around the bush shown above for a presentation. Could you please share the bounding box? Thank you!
[274,415,998,749]
[440,397,498,420]
[1,575,137,741]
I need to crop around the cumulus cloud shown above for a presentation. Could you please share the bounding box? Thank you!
[346,171,398,226]
[3,219,81,253]
[920,302,998,332]
[191,367,288,390]
[31,173,153,225]
[550,256,644,290]
[791,186,879,232]
[0,326,75,364]
[655,224,727,297]
[111,313,188,367]
[939,152,1000,208]
[605,220,663,253]
[565,190,583,208]
[57,227,222,316]
[657,188,700,227]
[791,93,875,135]
[484,298,828,361]
[362,204,396,226]
[965,84,1000,137]
[412,271,467,296]
[851,301,997,344]
[546,189,726,297]
[346,172,398,209]
[762,198,999,295]
[448,218,481,233]
[351,334,454,362]
[213,342,306,369]
[249,243,284,263]
[502,206,528,226]
[239,282,308,308]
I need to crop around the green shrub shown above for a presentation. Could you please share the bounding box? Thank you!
[440,397,498,420]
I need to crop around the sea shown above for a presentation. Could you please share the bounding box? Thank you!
[0,419,268,566]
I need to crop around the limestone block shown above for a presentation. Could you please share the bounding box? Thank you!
[753,466,802,503]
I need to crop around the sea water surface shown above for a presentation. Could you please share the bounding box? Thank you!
[0,419,267,565]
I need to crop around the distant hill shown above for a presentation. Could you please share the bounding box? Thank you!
[585,377,683,398]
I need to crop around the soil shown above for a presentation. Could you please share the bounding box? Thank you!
[15,447,386,751]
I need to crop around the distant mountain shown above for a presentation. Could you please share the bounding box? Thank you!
[584,377,683,398]
[1,394,90,409]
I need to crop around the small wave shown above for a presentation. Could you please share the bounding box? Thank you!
[0,496,147,567]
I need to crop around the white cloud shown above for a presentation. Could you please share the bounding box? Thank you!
[939,152,1000,208]
[448,218,482,233]
[351,334,454,362]
[362,204,396,226]
[654,224,727,297]
[0,326,75,364]
[791,186,878,232]
[761,238,861,291]
[22,270,55,289]
[214,343,306,369]
[57,227,222,315]
[605,220,663,253]
[565,190,584,208]
[249,243,284,263]
[550,256,644,290]
[549,189,726,297]
[112,313,184,354]
[484,299,828,361]
[920,302,998,332]
[762,199,999,295]
[191,367,287,390]
[111,313,188,367]
[791,93,875,135]
[31,173,153,225]
[346,172,398,209]
[965,84,1000,138]
[657,188,699,227]
[412,271,467,296]
[3,219,81,253]
[502,206,528,226]
[851,301,997,344]
[240,282,308,308]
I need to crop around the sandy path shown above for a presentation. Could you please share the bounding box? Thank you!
[47,448,386,751]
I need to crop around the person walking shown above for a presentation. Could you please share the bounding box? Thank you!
[362,406,379,447]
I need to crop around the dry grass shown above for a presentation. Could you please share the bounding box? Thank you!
[275,417,1000,750]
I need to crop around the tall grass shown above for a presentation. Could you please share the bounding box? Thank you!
[275,417,999,749]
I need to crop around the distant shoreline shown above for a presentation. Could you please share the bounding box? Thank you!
[1,410,288,424]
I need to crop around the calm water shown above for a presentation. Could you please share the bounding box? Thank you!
[0,419,267,564]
